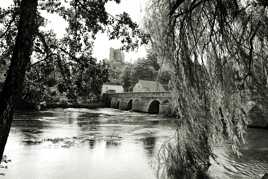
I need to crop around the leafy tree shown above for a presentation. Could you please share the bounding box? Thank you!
[158,71,171,85]
[106,58,125,84]
[120,64,134,92]
[0,0,148,161]
[132,57,158,82]
[134,59,156,80]
[120,52,163,91]
[72,56,109,98]
[145,0,268,178]
[145,50,160,71]
[0,0,38,161]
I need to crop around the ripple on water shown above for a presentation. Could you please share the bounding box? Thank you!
[210,135,268,179]
[3,109,268,179]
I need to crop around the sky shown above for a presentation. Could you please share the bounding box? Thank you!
[0,0,149,63]
[93,0,148,63]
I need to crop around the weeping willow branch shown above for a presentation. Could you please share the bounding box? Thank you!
[145,0,267,178]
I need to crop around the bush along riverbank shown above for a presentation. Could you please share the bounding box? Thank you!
[43,102,105,109]
[15,96,106,111]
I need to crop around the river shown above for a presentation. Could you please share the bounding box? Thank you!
[1,108,268,179]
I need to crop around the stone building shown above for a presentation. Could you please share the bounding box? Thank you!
[109,48,125,63]
[106,48,126,84]
[101,83,124,94]
[133,80,166,92]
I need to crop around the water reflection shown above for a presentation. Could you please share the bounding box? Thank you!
[76,113,101,132]
[1,108,268,179]
[106,139,121,148]
[142,136,156,157]
[12,118,47,146]
[209,129,268,179]
[88,139,96,149]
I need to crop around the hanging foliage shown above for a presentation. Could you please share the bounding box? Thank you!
[145,0,268,178]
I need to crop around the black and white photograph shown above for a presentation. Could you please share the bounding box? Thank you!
[0,0,267,178]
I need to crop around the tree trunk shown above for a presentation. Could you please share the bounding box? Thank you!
[0,0,38,161]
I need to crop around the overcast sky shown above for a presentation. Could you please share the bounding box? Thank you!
[94,0,148,62]
[0,0,148,63]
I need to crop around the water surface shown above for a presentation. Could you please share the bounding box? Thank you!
[1,108,268,179]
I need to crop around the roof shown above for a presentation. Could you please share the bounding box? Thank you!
[136,80,166,92]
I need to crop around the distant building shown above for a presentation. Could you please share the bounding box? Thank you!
[101,83,124,94]
[133,80,166,92]
[109,48,125,63]
[107,48,126,84]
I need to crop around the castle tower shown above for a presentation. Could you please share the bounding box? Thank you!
[109,48,125,63]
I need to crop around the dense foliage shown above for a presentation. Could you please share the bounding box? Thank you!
[120,64,133,92]
[146,0,268,178]
[24,55,109,104]
[72,56,109,98]
[105,55,126,84]
[0,0,149,160]
[0,0,149,104]
[120,52,169,92]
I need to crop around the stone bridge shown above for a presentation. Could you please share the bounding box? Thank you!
[105,92,172,114]
[104,91,268,128]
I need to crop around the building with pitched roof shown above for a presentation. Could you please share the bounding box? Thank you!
[101,83,124,94]
[133,80,166,92]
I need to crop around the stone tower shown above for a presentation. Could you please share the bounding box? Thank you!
[109,48,125,63]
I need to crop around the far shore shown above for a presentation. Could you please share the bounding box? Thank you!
[42,102,106,110]
[15,102,268,130]
[15,102,106,112]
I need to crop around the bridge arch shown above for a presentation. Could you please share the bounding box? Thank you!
[126,99,133,110]
[148,100,160,114]
[107,92,172,114]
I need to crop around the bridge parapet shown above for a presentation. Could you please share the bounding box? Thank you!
[107,92,172,98]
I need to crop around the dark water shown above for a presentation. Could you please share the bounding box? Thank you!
[0,108,268,179]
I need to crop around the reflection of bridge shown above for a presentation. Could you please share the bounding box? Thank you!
[105,92,172,114]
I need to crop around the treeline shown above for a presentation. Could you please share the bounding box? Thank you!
[107,50,172,92]
[0,0,149,160]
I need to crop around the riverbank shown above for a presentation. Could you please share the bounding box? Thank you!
[42,102,106,110]
[15,101,106,111]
